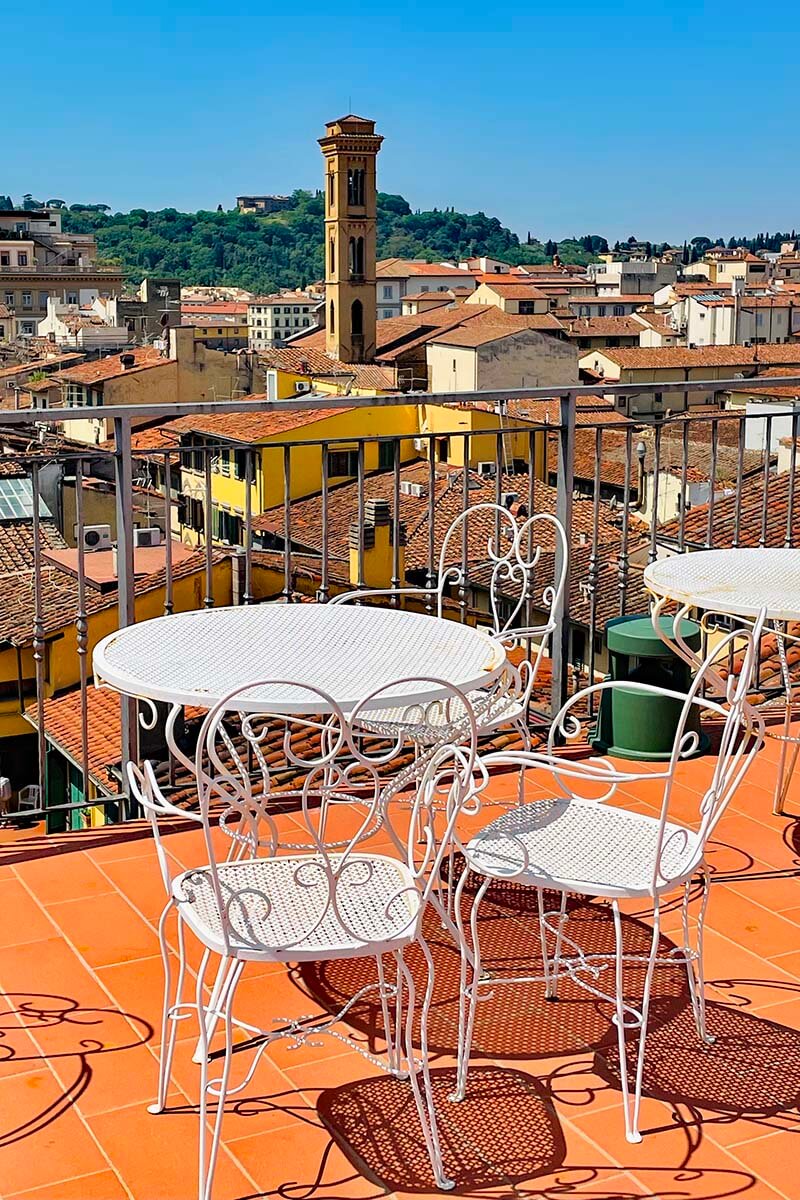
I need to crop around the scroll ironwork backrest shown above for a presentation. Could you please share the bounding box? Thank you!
[546,615,765,893]
[192,678,479,957]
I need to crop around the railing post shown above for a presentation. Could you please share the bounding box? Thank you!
[114,414,138,806]
[551,390,575,717]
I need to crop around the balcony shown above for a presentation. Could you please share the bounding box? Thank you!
[1,381,800,1197]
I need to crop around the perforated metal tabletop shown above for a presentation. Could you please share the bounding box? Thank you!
[93,603,507,713]
[644,548,800,623]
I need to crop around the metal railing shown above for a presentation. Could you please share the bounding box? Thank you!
[0,374,797,831]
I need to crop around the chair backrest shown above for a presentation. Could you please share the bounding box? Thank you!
[126,759,205,900]
[545,615,765,891]
[192,677,479,956]
[17,785,41,811]
[436,504,568,650]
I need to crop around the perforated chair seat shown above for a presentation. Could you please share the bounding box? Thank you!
[357,688,526,744]
[175,853,422,961]
[467,797,701,898]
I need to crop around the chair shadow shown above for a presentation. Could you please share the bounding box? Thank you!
[317,1065,565,1194]
[0,992,152,1147]
[595,996,800,1137]
[299,873,689,1062]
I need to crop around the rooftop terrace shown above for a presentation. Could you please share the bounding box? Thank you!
[2,732,800,1199]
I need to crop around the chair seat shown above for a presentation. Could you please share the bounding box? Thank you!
[357,688,525,744]
[467,797,700,898]
[175,853,421,961]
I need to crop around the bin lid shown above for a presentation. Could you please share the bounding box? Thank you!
[605,613,702,656]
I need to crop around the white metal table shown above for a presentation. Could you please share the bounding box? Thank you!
[644,548,800,813]
[93,602,507,715]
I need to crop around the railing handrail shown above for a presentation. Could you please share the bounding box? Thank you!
[2,373,800,428]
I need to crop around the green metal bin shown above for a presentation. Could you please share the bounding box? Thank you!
[590,614,708,761]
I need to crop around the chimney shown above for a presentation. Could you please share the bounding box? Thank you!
[349,499,406,589]
[120,352,136,370]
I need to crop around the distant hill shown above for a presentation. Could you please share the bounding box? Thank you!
[57,191,609,293]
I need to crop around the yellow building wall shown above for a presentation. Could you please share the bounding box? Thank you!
[178,404,421,524]
[419,403,544,474]
[0,561,232,739]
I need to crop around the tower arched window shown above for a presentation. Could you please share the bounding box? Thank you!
[348,236,365,279]
[347,167,365,207]
[329,299,335,335]
[351,299,363,336]
[329,237,335,276]
[328,170,334,209]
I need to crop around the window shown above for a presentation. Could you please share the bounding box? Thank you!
[327,448,359,477]
[351,298,364,336]
[17,253,28,266]
[302,317,309,326]
[39,291,48,308]
[293,306,299,313]
[22,292,32,308]
[329,299,335,335]
[420,285,429,293]
[233,449,250,481]
[381,309,392,319]
[329,237,335,275]
[217,448,230,476]
[0,254,8,267]
[598,305,606,316]
[347,167,365,206]
[613,305,624,316]
[383,285,392,299]
[328,170,335,208]
[216,510,242,545]
[185,497,204,532]
[4,292,12,306]
[66,292,77,304]
[348,236,364,279]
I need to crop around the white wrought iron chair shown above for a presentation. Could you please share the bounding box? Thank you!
[451,617,765,1144]
[331,503,568,753]
[129,676,479,1198]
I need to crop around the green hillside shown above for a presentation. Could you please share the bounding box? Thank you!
[55,191,608,293]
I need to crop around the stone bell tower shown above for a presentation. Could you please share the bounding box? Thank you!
[319,115,383,363]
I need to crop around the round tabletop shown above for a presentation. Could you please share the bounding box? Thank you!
[643,548,800,622]
[93,603,508,713]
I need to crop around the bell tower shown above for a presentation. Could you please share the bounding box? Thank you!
[319,115,383,363]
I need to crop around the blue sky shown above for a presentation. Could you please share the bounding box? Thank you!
[4,1,798,243]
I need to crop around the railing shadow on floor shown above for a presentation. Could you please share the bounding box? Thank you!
[0,992,152,1147]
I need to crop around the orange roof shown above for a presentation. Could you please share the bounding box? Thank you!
[164,402,356,445]
[56,347,168,385]
[428,310,565,347]
[376,258,474,279]
[181,301,248,315]
[562,316,643,338]
[588,344,800,370]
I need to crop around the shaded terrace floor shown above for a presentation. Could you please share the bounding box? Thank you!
[3,730,800,1199]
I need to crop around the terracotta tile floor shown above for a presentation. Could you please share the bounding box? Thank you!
[3,731,800,1200]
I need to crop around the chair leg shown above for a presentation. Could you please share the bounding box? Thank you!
[375,953,399,1072]
[451,873,491,1105]
[543,890,568,1000]
[196,951,244,1200]
[192,956,238,1065]
[611,897,660,1144]
[149,899,186,1114]
[683,870,715,1046]
[513,717,531,805]
[396,942,454,1191]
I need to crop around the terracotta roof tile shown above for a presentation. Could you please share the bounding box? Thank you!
[55,347,168,385]
[591,344,800,370]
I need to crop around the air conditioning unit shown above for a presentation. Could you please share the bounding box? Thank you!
[83,524,112,552]
[413,437,427,452]
[500,491,518,509]
[476,461,496,477]
[134,526,162,549]
[400,480,424,497]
